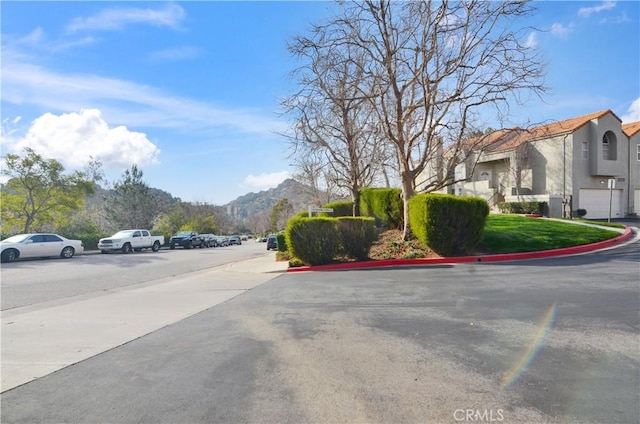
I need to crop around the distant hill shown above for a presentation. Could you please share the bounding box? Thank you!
[223,178,338,220]
[86,178,338,223]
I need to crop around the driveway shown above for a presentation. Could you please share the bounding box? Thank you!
[2,232,638,423]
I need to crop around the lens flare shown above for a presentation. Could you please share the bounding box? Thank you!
[501,302,557,389]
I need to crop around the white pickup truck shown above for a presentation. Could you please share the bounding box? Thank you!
[98,229,164,254]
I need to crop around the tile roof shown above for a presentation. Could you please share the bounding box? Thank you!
[622,121,640,137]
[484,109,618,153]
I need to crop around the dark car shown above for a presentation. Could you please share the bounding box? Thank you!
[215,236,229,247]
[228,235,242,245]
[266,235,277,250]
[169,231,205,249]
[200,234,215,247]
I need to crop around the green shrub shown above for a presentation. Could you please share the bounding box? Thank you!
[359,187,403,229]
[409,194,489,256]
[56,220,106,250]
[68,232,105,250]
[497,201,547,215]
[575,208,587,218]
[276,233,287,252]
[336,217,376,260]
[320,200,354,217]
[285,217,341,266]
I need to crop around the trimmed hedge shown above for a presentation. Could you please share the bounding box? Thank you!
[497,201,547,215]
[359,188,403,229]
[285,217,341,266]
[276,233,287,252]
[321,200,354,217]
[336,217,376,260]
[409,194,489,256]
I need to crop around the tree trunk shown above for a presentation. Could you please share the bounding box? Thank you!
[400,171,415,241]
[352,184,361,216]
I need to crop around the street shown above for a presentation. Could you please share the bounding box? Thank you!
[1,233,639,423]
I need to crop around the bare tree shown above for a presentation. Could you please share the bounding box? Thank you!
[509,141,534,202]
[284,22,390,216]
[327,0,546,238]
[290,146,342,207]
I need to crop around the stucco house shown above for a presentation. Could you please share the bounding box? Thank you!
[418,110,640,219]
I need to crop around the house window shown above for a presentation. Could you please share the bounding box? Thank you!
[582,141,588,160]
[637,144,640,161]
[602,132,617,160]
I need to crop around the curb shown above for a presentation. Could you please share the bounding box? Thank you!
[287,226,633,273]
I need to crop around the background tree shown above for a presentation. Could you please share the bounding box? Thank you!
[285,26,388,216]
[104,164,165,230]
[1,147,95,234]
[290,146,343,207]
[155,201,220,239]
[306,0,546,238]
[270,198,294,232]
[246,209,272,236]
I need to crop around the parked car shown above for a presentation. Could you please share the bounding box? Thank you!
[1,233,84,263]
[228,235,242,245]
[216,236,229,247]
[98,229,164,254]
[266,234,277,250]
[200,234,216,247]
[169,231,205,249]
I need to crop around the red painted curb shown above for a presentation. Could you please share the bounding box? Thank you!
[287,226,633,273]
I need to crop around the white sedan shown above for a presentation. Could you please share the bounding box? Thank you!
[0,233,84,263]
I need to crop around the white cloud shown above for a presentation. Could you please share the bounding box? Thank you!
[149,46,203,61]
[578,1,616,17]
[550,23,570,39]
[66,3,185,32]
[20,27,44,44]
[242,171,291,191]
[600,12,630,24]
[524,32,538,49]
[620,98,640,124]
[1,52,287,136]
[6,109,160,169]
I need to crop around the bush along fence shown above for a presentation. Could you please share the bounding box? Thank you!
[497,201,547,215]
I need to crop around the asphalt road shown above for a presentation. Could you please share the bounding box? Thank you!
[1,240,264,311]
[2,231,638,423]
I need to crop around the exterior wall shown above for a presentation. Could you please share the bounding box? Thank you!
[529,136,570,196]
[572,115,629,216]
[589,114,627,177]
[629,132,640,215]
[503,194,564,217]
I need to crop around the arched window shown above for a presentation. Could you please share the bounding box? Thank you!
[602,132,617,161]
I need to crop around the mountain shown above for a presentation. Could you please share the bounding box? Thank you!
[223,178,337,220]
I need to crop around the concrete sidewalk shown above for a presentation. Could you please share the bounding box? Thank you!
[1,253,289,392]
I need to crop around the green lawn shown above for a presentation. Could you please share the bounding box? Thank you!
[479,215,622,254]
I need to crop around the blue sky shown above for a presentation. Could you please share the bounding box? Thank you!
[1,1,639,205]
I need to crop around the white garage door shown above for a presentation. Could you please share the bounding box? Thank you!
[635,190,640,215]
[579,189,623,219]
